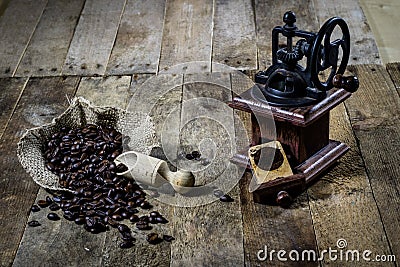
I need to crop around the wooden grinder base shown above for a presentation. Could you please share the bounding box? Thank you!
[228,85,352,204]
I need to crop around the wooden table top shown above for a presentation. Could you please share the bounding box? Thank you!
[0,0,399,266]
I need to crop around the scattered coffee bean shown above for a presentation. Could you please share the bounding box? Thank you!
[219,194,234,202]
[163,234,175,242]
[45,196,53,204]
[37,200,49,208]
[47,213,61,221]
[156,216,168,224]
[28,220,41,227]
[185,153,194,160]
[146,233,161,244]
[149,211,160,217]
[49,203,60,211]
[191,150,201,159]
[119,241,134,249]
[129,215,139,223]
[31,204,40,212]
[136,221,151,230]
[117,223,130,233]
[140,201,152,209]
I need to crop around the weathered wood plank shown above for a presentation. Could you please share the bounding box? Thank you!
[62,0,126,76]
[240,175,319,266]
[386,62,400,94]
[360,0,400,64]
[345,64,400,262]
[0,78,27,140]
[212,0,257,70]
[313,0,381,65]
[307,102,393,266]
[106,0,166,75]
[170,72,244,266]
[0,76,79,267]
[254,0,319,70]
[0,0,48,78]
[158,0,213,73]
[15,0,85,77]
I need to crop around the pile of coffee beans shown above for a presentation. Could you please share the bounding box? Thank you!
[28,124,173,248]
[185,150,201,160]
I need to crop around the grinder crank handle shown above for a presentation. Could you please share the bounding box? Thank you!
[332,74,359,93]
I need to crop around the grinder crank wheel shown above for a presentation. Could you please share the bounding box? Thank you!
[310,17,350,91]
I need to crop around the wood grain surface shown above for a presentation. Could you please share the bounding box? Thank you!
[62,0,126,76]
[158,0,213,72]
[0,0,47,78]
[106,0,166,75]
[170,73,244,266]
[346,64,400,262]
[0,77,79,267]
[0,78,27,139]
[212,0,257,70]
[15,0,85,77]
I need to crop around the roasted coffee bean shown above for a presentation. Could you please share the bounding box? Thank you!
[46,162,55,172]
[37,200,49,208]
[111,214,123,221]
[74,217,85,225]
[136,222,151,230]
[129,215,139,223]
[140,201,152,209]
[47,213,61,221]
[149,211,160,217]
[155,216,168,224]
[116,163,128,173]
[52,196,62,203]
[107,218,119,228]
[45,196,53,204]
[191,150,201,159]
[31,204,40,212]
[117,224,130,233]
[121,231,135,242]
[28,220,41,227]
[49,203,60,211]
[163,235,175,242]
[139,215,149,222]
[146,233,161,244]
[119,241,134,249]
[219,194,234,202]
[149,216,156,224]
[185,153,194,160]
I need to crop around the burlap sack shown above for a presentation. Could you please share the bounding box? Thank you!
[17,97,157,192]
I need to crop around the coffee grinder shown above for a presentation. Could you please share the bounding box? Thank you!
[229,11,359,206]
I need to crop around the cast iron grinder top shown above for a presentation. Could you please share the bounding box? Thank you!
[254,11,359,107]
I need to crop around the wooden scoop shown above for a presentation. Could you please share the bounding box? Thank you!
[114,151,195,194]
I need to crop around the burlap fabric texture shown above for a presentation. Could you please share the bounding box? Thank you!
[17,97,157,192]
